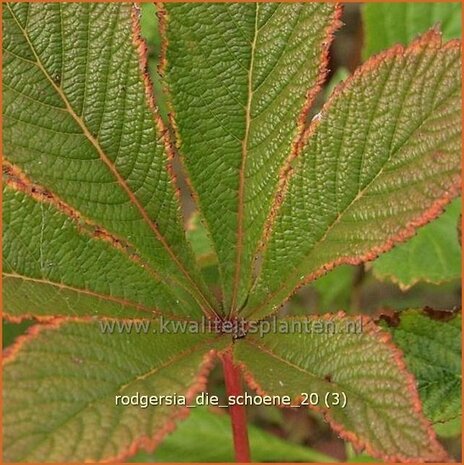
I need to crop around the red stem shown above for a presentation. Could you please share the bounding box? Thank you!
[222,351,251,462]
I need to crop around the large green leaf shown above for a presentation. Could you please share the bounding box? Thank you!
[130,407,335,463]
[246,30,461,319]
[234,314,448,462]
[3,319,228,462]
[372,198,461,289]
[162,3,340,311]
[363,2,462,59]
[2,2,215,316]
[380,309,461,426]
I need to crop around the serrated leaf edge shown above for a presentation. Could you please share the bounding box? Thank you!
[4,161,163,284]
[157,3,343,314]
[3,318,227,462]
[156,1,228,312]
[246,29,461,319]
[249,186,460,321]
[253,4,343,266]
[107,347,219,462]
[131,5,218,318]
[234,312,449,462]
[5,3,216,318]
[3,163,197,320]
[2,274,188,323]
[300,28,460,149]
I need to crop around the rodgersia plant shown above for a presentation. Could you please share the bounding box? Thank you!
[2,2,461,463]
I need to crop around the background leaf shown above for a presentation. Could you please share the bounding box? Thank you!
[363,2,462,59]
[186,212,220,289]
[372,199,461,289]
[311,265,358,312]
[140,3,168,122]
[380,308,461,427]
[129,407,335,463]
[434,416,462,438]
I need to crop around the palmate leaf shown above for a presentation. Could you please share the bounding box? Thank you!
[162,3,341,311]
[246,30,461,319]
[2,2,461,463]
[3,2,215,317]
[380,309,462,426]
[234,314,448,462]
[3,320,228,462]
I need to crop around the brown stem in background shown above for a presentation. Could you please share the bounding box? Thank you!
[221,351,251,462]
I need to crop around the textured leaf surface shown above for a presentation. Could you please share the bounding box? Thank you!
[3,320,228,462]
[129,407,334,463]
[363,2,461,59]
[246,31,461,319]
[163,3,340,311]
[381,309,461,425]
[2,2,214,315]
[3,186,199,320]
[140,3,168,122]
[234,314,448,462]
[372,199,461,289]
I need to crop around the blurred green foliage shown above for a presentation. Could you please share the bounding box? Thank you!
[363,2,462,58]
[129,407,335,463]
